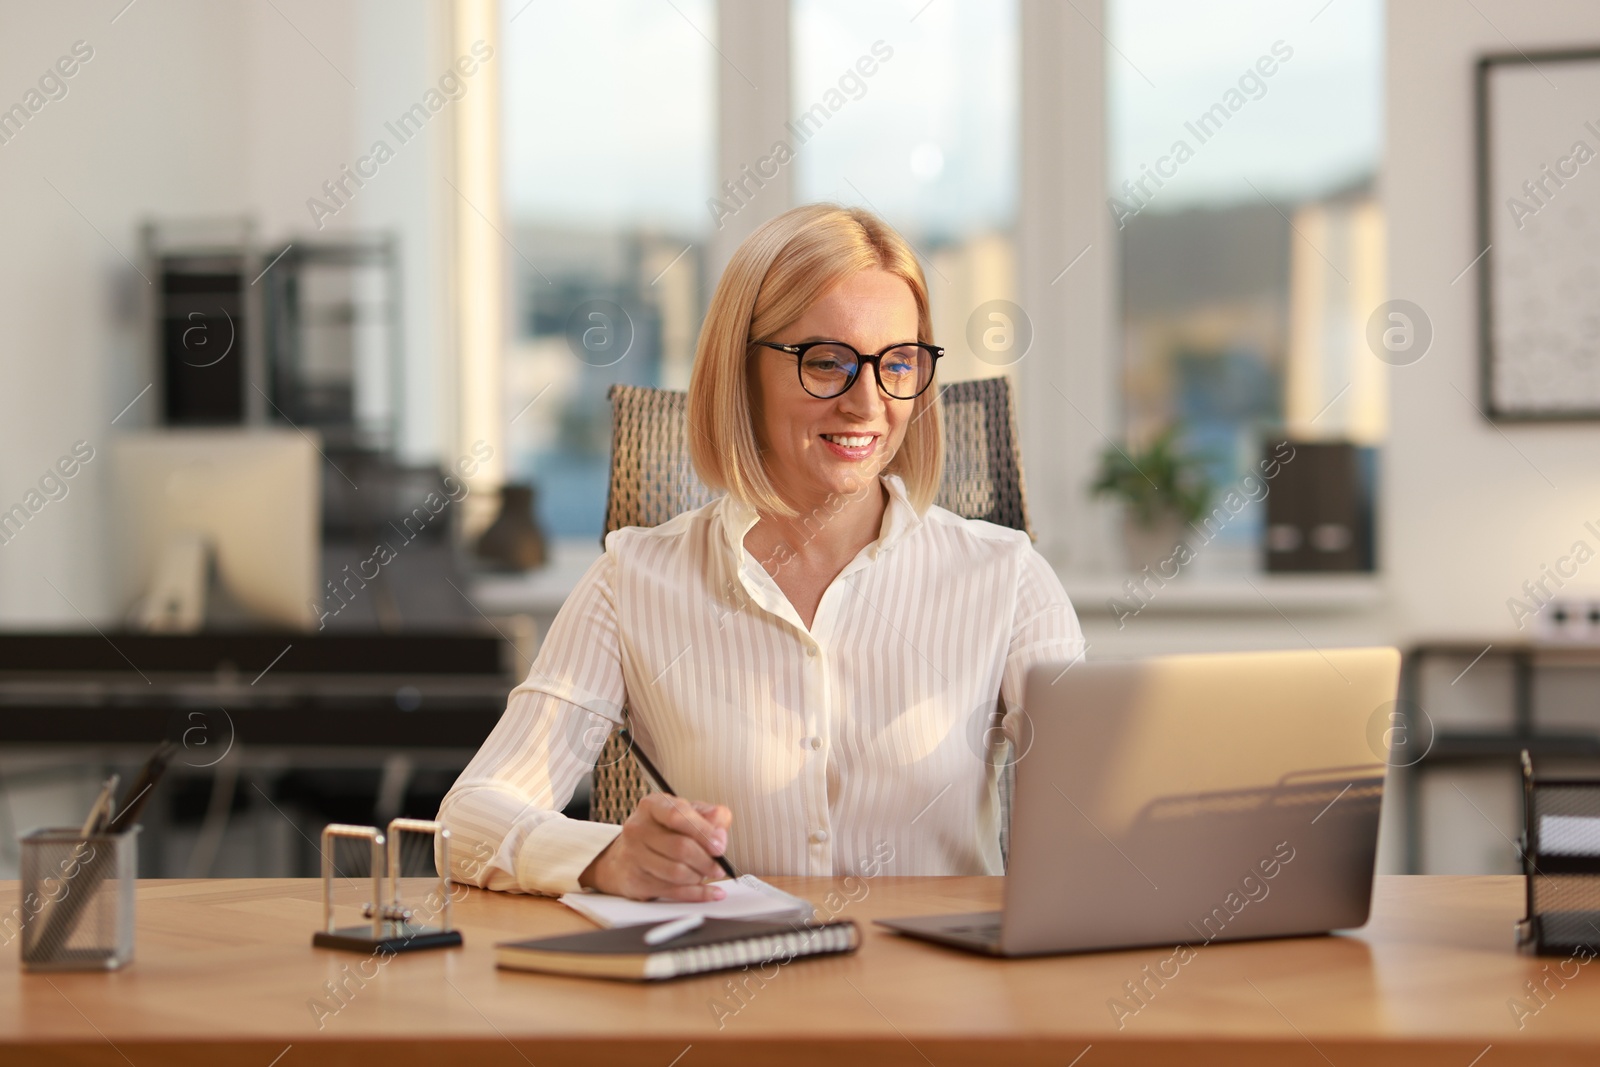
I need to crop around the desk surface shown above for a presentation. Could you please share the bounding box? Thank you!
[0,875,1589,1066]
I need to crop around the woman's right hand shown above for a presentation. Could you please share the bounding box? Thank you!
[578,792,733,901]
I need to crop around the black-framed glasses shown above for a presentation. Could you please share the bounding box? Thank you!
[753,340,944,400]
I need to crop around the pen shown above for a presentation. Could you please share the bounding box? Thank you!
[104,740,176,834]
[38,741,176,951]
[618,728,741,879]
[80,774,120,836]
[643,913,706,946]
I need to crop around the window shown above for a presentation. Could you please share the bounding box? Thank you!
[1108,0,1385,572]
[792,0,1020,383]
[500,0,715,538]
[488,0,1380,574]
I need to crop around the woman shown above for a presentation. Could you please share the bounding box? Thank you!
[439,204,1085,901]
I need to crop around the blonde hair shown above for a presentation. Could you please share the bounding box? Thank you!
[687,203,944,518]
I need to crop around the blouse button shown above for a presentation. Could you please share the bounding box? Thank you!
[809,736,822,750]
[810,830,829,844]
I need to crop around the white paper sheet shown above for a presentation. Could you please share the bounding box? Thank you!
[1540,814,1600,856]
[559,874,815,928]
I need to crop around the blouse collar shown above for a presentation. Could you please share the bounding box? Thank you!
[716,472,922,565]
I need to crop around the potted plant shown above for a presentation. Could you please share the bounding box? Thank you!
[1091,426,1213,575]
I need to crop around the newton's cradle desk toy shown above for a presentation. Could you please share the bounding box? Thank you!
[313,817,463,953]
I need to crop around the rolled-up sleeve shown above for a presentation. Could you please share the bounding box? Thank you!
[437,549,629,896]
[1000,542,1087,738]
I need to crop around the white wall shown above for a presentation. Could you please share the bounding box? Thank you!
[0,0,450,625]
[1386,0,1600,641]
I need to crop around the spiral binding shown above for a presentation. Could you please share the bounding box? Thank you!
[645,923,856,980]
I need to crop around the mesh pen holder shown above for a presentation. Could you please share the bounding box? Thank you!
[1518,751,1600,956]
[18,826,139,971]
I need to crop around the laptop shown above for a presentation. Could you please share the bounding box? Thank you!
[876,647,1402,956]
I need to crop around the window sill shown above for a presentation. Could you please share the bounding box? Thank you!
[1063,573,1387,616]
[472,542,1387,622]
[469,539,604,618]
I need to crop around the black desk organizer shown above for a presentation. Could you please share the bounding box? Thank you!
[1518,750,1600,955]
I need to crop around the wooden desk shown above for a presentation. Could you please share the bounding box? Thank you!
[0,875,1593,1065]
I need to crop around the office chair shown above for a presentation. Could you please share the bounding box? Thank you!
[590,375,1034,866]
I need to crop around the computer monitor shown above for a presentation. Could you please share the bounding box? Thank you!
[110,430,320,630]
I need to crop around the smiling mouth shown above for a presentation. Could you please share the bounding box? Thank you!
[820,433,878,448]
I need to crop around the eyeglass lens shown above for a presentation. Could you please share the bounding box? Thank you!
[799,343,934,399]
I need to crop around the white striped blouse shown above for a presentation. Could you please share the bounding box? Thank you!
[438,472,1087,895]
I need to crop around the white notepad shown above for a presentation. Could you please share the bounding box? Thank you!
[559,874,815,928]
[1541,814,1600,856]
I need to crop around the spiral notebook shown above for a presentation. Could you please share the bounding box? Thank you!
[558,874,815,928]
[495,917,860,981]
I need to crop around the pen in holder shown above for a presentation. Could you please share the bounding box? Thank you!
[312,818,463,954]
[19,826,140,971]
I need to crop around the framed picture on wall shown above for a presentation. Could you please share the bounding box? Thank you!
[1477,48,1600,420]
